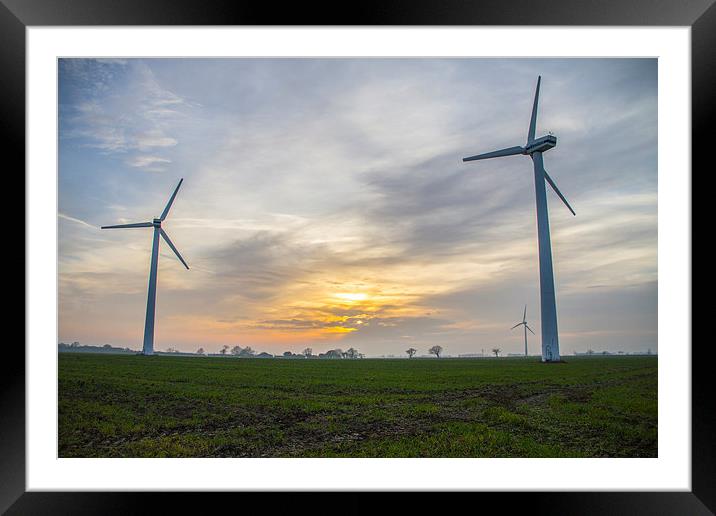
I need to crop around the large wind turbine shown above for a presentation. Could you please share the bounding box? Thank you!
[511,305,536,357]
[101,179,189,355]
[463,76,575,362]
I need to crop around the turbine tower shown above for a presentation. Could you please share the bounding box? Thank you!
[463,76,575,362]
[511,305,536,357]
[101,179,189,355]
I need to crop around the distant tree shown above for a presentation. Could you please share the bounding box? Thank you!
[492,348,501,357]
[283,351,294,357]
[428,345,443,358]
[406,348,417,359]
[220,345,229,355]
[586,349,594,355]
[197,348,205,355]
[231,345,243,356]
[325,349,343,359]
[303,348,312,358]
[239,346,255,357]
[103,344,112,349]
[71,341,80,348]
[345,347,358,359]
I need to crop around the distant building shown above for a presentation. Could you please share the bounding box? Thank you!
[320,349,344,359]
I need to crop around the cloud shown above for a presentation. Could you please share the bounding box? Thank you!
[58,212,96,229]
[125,155,172,170]
[136,130,179,150]
[60,59,191,172]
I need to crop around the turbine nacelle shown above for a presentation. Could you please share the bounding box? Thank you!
[524,134,557,155]
[153,218,162,227]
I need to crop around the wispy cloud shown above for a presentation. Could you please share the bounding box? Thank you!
[60,59,191,172]
[58,212,96,229]
[125,155,172,170]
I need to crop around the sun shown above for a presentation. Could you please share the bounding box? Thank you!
[334,293,368,302]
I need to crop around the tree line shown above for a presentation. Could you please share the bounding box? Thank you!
[405,346,502,358]
[405,345,443,358]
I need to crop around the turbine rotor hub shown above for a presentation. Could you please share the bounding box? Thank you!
[524,134,557,155]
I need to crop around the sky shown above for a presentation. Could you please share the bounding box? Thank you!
[58,58,657,357]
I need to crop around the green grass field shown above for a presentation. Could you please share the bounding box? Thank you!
[58,353,657,458]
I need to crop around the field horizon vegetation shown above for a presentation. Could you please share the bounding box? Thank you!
[59,353,657,458]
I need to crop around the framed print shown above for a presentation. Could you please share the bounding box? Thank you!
[5,0,711,513]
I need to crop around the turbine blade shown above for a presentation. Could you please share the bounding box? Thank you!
[527,76,541,143]
[511,323,523,330]
[160,228,189,269]
[543,168,576,216]
[523,305,527,322]
[463,146,524,162]
[101,222,153,229]
[159,178,184,221]
[526,325,536,335]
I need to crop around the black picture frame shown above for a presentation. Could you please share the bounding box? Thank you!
[5,1,708,513]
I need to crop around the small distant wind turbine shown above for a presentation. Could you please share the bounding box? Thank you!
[463,76,575,362]
[511,305,536,357]
[101,179,189,355]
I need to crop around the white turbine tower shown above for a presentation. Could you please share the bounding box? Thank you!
[463,76,575,362]
[511,305,536,357]
[101,179,189,355]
